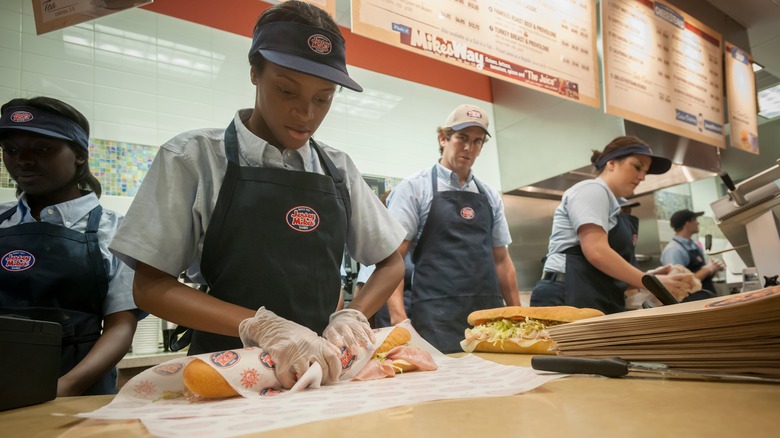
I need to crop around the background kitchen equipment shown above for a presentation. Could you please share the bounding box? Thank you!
[131,314,161,354]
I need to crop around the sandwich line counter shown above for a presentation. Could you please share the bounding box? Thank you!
[2,352,778,437]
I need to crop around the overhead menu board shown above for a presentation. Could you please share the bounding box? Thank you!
[351,0,600,108]
[725,41,759,155]
[32,0,153,35]
[278,0,336,17]
[603,0,725,148]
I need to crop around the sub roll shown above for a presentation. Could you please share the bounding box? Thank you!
[460,306,604,354]
[182,358,239,400]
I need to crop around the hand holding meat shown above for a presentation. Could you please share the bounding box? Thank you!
[323,308,375,353]
[238,307,342,388]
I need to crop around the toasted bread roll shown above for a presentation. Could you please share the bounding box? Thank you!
[375,326,411,355]
[472,339,555,355]
[468,306,604,326]
[183,359,239,399]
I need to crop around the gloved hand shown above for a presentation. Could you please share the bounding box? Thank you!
[705,259,726,274]
[646,264,673,276]
[322,308,375,353]
[239,307,341,389]
[658,273,698,301]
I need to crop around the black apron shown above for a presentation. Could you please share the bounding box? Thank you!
[0,204,116,395]
[410,166,502,353]
[623,213,639,268]
[190,121,350,355]
[562,212,634,314]
[673,238,716,301]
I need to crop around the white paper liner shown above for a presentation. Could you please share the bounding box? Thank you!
[79,322,562,437]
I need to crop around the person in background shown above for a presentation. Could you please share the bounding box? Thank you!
[386,104,520,353]
[661,209,725,301]
[0,96,138,396]
[530,135,695,314]
[109,1,405,389]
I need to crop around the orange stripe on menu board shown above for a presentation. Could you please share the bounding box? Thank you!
[142,0,492,101]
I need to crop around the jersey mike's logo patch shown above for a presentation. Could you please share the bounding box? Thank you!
[286,206,320,232]
[209,350,240,368]
[1,250,35,271]
[10,110,33,123]
[308,34,332,54]
[460,207,476,220]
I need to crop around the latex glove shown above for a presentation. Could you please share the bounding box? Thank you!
[238,307,342,388]
[322,308,375,353]
[657,273,697,301]
[706,259,726,274]
[646,264,673,276]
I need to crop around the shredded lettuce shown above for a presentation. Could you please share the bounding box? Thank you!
[462,318,555,350]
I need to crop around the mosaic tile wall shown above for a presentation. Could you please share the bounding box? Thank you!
[0,139,156,197]
[88,139,156,196]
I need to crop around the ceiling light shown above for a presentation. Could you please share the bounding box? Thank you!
[758,83,780,119]
[752,62,764,73]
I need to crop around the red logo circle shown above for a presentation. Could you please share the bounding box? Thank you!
[460,207,475,220]
[308,34,332,54]
[286,206,320,232]
[209,350,240,368]
[1,250,35,271]
[10,111,33,123]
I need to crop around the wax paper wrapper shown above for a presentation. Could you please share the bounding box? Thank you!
[80,321,563,437]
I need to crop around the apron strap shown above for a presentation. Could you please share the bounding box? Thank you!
[0,205,18,223]
[309,138,351,227]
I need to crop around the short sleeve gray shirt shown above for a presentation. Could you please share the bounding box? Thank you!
[109,109,405,279]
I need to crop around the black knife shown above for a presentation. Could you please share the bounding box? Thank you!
[641,274,679,305]
[531,356,780,383]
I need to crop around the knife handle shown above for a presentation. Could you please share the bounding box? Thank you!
[641,274,679,305]
[531,356,630,378]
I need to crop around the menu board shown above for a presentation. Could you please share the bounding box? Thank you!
[351,0,600,108]
[32,0,153,35]
[279,0,336,17]
[603,0,725,148]
[725,41,759,154]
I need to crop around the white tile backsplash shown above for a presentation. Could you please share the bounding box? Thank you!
[0,7,503,192]
[94,65,155,93]
[0,0,22,14]
[0,66,20,90]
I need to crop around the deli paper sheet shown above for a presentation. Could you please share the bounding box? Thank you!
[80,323,562,437]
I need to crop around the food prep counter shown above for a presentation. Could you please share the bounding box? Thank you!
[2,353,777,437]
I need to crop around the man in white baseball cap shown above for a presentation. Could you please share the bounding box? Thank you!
[384,104,520,353]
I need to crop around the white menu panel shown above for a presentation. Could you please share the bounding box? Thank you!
[280,0,337,17]
[32,0,153,35]
[725,41,759,154]
[603,0,725,148]
[352,0,600,108]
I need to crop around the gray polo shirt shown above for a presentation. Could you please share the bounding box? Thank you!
[661,236,702,266]
[386,162,512,256]
[543,178,620,273]
[109,109,405,279]
[1,193,136,316]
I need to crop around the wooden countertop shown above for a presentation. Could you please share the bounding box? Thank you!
[2,353,778,437]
